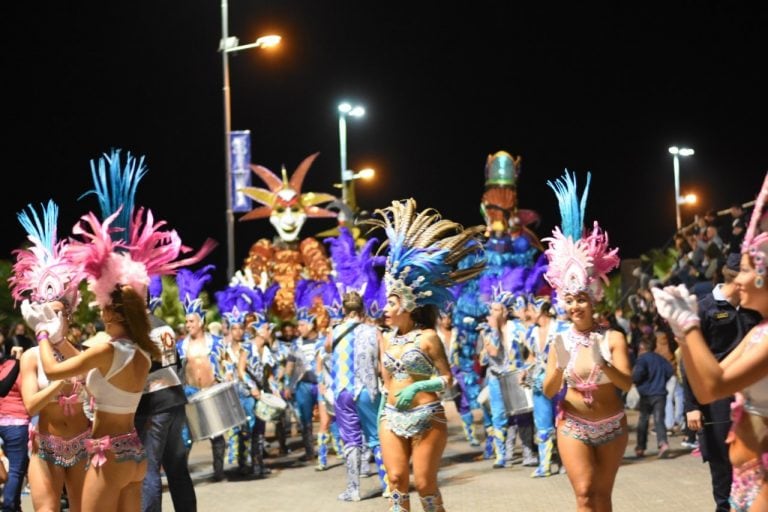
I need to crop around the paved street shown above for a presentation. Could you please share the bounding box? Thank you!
[22,404,716,511]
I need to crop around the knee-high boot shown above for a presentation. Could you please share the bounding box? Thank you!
[250,432,271,477]
[316,432,329,470]
[531,430,554,478]
[461,412,480,446]
[505,424,518,463]
[389,490,410,512]
[420,490,445,512]
[361,443,373,477]
[483,426,495,460]
[519,423,539,466]
[276,415,290,455]
[330,421,344,458]
[492,427,507,468]
[211,435,226,481]
[373,445,388,492]
[337,446,362,502]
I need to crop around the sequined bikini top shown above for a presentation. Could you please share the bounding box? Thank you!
[382,330,435,381]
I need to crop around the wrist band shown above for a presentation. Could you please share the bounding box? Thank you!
[36,331,50,341]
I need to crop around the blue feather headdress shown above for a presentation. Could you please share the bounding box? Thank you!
[366,199,486,313]
[177,264,216,319]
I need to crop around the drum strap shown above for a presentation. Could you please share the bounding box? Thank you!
[331,322,361,353]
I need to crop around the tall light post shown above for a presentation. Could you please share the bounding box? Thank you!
[668,145,695,232]
[338,102,365,212]
[220,0,280,279]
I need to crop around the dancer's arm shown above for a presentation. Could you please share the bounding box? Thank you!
[19,350,65,416]
[598,330,633,392]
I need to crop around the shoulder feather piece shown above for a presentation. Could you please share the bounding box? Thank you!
[742,171,768,287]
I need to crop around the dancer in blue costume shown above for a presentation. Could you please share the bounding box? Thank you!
[523,296,570,477]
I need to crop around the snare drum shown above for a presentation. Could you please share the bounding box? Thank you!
[255,392,288,422]
[499,370,533,416]
[185,382,247,441]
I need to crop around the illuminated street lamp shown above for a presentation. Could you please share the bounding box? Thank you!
[338,102,365,212]
[220,0,280,279]
[668,146,695,232]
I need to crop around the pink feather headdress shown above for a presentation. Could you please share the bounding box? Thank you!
[70,149,217,308]
[543,171,619,303]
[741,171,768,287]
[9,200,83,309]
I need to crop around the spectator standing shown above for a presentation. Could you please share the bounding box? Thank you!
[0,350,27,512]
[632,338,674,458]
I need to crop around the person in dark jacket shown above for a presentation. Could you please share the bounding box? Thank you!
[632,338,674,458]
[681,254,762,512]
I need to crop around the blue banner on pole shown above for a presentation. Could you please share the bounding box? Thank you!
[231,130,252,212]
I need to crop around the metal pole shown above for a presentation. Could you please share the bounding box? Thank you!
[221,0,235,279]
[338,113,348,207]
[673,154,681,232]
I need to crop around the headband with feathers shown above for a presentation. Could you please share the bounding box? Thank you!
[10,200,82,309]
[177,264,216,319]
[542,170,619,302]
[366,198,486,312]
[215,284,263,326]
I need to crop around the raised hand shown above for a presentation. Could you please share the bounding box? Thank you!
[651,285,700,338]
[553,335,570,369]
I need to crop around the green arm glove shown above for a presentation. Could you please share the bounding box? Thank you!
[394,376,447,410]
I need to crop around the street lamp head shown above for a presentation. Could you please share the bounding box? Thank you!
[668,146,679,155]
[683,193,697,205]
[357,168,375,180]
[679,148,694,157]
[338,102,365,117]
[338,103,352,114]
[349,106,365,117]
[255,35,281,48]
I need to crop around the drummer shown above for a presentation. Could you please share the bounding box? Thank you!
[176,266,227,482]
[284,284,323,465]
[477,275,516,469]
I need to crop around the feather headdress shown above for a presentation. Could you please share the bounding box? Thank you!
[325,226,386,317]
[10,200,82,309]
[215,284,262,326]
[294,279,326,323]
[70,149,217,308]
[543,170,619,302]
[148,275,163,312]
[177,264,216,319]
[366,198,486,312]
[742,171,768,287]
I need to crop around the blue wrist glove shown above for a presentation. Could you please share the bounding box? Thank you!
[394,376,447,410]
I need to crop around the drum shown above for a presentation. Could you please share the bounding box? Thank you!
[255,392,288,422]
[185,382,247,441]
[499,370,533,416]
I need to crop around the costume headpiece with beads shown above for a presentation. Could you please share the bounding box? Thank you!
[742,171,768,288]
[543,170,619,303]
[10,200,82,310]
[366,198,486,312]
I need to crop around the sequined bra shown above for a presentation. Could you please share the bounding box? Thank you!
[382,330,435,381]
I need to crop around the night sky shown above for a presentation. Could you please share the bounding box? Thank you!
[3,3,767,292]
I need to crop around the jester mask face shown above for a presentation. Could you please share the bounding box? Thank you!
[270,188,307,241]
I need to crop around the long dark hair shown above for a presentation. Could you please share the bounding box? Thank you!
[108,285,160,359]
[411,304,438,330]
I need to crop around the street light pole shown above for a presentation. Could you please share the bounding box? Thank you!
[221,0,235,281]
[668,146,695,233]
[337,102,365,214]
[220,0,279,279]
